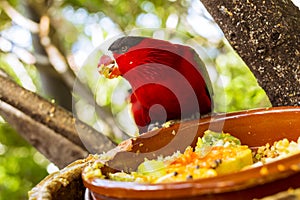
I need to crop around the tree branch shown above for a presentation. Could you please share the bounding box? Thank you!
[0,100,88,168]
[0,74,117,157]
[201,0,300,106]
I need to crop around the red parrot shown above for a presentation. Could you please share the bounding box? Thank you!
[98,36,213,133]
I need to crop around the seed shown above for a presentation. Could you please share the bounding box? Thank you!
[211,159,222,169]
[215,159,222,165]
[186,175,193,180]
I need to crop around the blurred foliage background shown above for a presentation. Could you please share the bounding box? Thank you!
[4,0,298,199]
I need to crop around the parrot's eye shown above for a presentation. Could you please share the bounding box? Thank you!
[121,46,128,52]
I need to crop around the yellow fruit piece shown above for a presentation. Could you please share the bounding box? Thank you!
[215,147,253,175]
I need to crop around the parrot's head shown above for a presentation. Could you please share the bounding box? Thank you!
[98,36,145,79]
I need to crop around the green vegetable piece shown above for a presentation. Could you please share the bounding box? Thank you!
[202,130,241,146]
[137,159,166,177]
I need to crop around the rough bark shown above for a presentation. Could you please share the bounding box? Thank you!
[201,0,300,106]
[0,74,116,167]
[0,100,88,168]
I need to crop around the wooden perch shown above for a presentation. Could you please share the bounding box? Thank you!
[201,0,300,106]
[0,73,116,168]
[0,100,87,169]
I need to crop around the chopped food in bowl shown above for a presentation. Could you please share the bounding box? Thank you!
[83,130,300,184]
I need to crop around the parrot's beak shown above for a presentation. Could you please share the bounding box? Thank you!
[98,55,121,79]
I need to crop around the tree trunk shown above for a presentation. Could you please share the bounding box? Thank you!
[201,0,300,106]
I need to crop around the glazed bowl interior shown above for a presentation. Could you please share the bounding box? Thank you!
[83,107,300,200]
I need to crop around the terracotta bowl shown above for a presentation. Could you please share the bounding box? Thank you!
[83,106,300,200]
